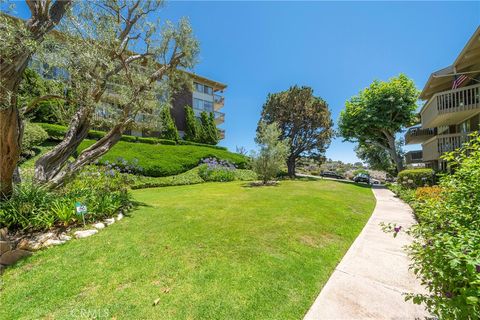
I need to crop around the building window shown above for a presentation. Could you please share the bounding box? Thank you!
[194,82,213,95]
[193,98,214,113]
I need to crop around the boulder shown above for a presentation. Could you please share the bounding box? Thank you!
[0,227,7,241]
[0,249,32,266]
[16,238,43,251]
[104,218,115,226]
[74,229,98,239]
[0,240,12,255]
[59,234,72,241]
[93,223,105,230]
[43,239,65,247]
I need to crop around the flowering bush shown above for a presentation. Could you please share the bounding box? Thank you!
[414,185,442,202]
[198,158,236,182]
[387,135,480,318]
[397,168,435,189]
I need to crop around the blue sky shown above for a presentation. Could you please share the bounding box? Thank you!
[8,1,480,163]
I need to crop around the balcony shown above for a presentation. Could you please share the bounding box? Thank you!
[421,83,480,129]
[213,94,224,111]
[422,133,472,161]
[405,150,423,164]
[214,111,225,124]
[405,127,436,144]
[218,129,225,139]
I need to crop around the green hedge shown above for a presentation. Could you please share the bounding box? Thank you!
[38,123,210,148]
[397,168,435,188]
[78,139,247,177]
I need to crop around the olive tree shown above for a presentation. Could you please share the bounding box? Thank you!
[0,0,72,198]
[32,0,199,188]
[251,122,289,184]
[339,74,419,174]
[259,86,333,177]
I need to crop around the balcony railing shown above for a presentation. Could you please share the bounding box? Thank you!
[405,127,436,144]
[214,111,225,124]
[213,94,224,110]
[405,150,423,164]
[422,133,472,161]
[421,83,480,128]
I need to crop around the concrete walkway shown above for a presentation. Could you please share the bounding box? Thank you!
[303,186,429,320]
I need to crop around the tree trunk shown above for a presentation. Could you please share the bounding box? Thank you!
[0,0,71,199]
[34,107,91,183]
[384,131,404,174]
[45,124,125,188]
[287,157,296,178]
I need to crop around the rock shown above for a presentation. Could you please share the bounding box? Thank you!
[74,229,98,239]
[34,232,55,244]
[43,239,65,247]
[117,213,124,221]
[59,234,72,241]
[0,249,32,266]
[0,227,7,241]
[16,238,42,251]
[0,240,12,255]
[104,218,115,226]
[93,223,105,229]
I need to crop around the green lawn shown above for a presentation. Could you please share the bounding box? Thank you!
[0,180,375,320]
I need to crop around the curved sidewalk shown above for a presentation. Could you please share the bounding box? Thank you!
[304,186,429,320]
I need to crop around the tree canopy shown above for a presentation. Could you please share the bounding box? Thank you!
[339,74,419,174]
[259,86,333,177]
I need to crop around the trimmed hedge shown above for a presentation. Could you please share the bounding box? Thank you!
[397,168,435,188]
[38,123,210,148]
[78,139,248,177]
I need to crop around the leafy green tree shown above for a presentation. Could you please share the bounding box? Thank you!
[0,0,72,198]
[251,122,290,184]
[354,142,396,176]
[184,105,199,142]
[159,105,179,141]
[339,74,419,174]
[259,86,333,177]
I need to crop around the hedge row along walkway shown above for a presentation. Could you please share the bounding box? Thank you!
[304,186,429,319]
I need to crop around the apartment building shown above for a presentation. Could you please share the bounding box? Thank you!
[171,74,227,139]
[31,58,227,140]
[405,27,480,170]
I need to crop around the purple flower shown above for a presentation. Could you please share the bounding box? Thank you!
[445,291,453,298]
[394,226,402,233]
[476,264,480,273]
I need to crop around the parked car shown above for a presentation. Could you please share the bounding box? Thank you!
[320,171,344,180]
[370,179,380,185]
[353,173,370,184]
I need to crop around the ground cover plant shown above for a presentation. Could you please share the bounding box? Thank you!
[0,179,375,319]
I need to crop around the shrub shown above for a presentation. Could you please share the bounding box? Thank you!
[22,122,49,157]
[39,123,67,140]
[415,185,442,202]
[178,139,227,150]
[0,166,132,231]
[198,158,236,182]
[251,122,289,184]
[397,168,435,188]
[401,135,480,318]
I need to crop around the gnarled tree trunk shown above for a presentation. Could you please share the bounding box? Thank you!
[287,156,296,178]
[0,0,71,198]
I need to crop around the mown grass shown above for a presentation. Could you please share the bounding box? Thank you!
[78,139,248,177]
[0,180,374,320]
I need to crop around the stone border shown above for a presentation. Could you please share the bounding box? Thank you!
[0,212,125,274]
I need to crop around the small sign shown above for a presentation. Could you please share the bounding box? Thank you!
[75,202,88,215]
[75,202,87,226]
